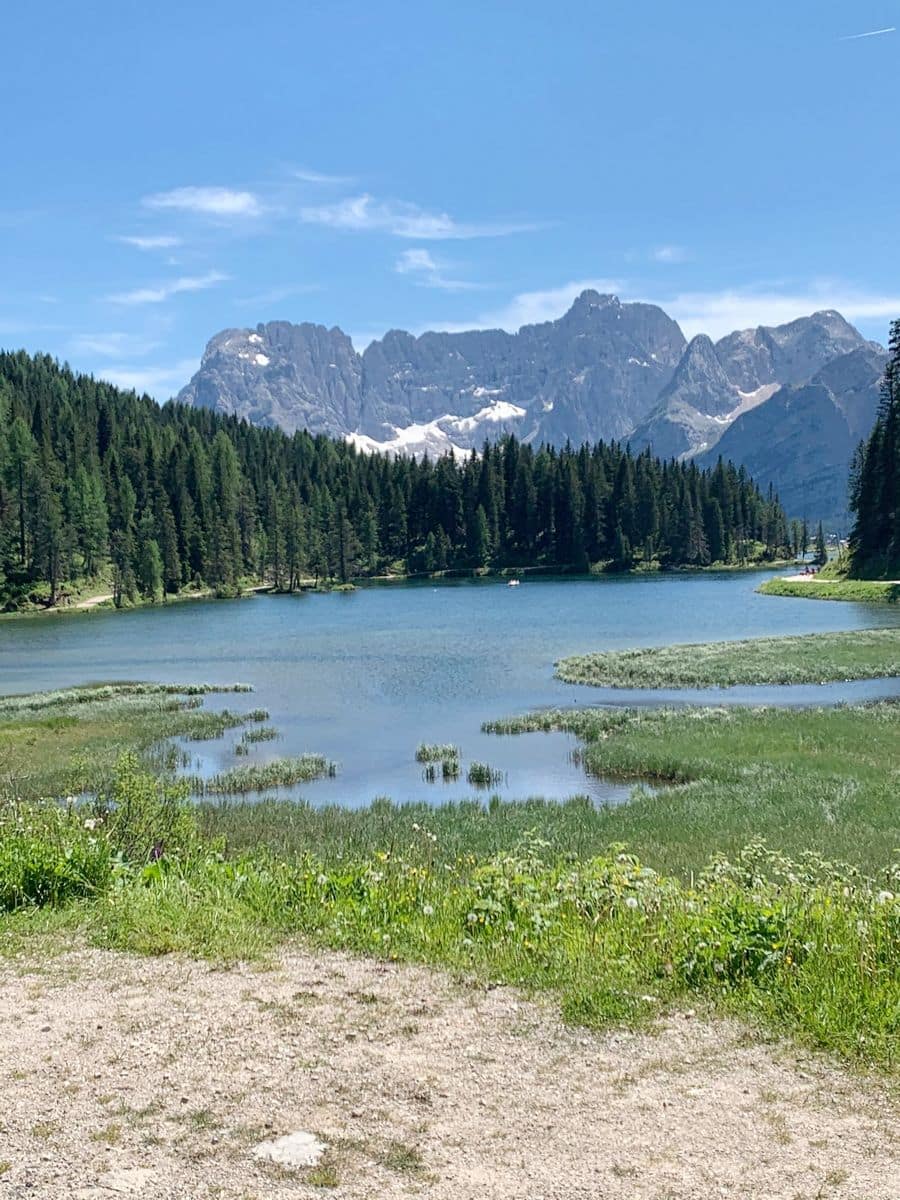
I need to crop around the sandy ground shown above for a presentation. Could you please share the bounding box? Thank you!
[72,594,114,610]
[1,947,898,1199]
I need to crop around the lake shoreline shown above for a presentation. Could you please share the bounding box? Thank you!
[1,558,795,621]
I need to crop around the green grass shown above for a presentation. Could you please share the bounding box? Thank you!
[0,683,263,801]
[759,578,900,603]
[3,755,900,1070]
[240,725,280,744]
[555,628,900,688]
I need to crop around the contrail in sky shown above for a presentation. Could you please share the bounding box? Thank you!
[839,26,895,40]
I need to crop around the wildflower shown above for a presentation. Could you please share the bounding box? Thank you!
[422,904,434,917]
[316,873,328,887]
[624,896,639,910]
[877,890,895,904]
[466,911,478,925]
[83,817,99,831]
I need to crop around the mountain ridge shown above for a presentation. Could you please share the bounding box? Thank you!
[177,292,887,520]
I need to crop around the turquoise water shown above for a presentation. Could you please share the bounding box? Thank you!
[1,571,897,807]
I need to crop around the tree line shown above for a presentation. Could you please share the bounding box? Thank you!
[849,319,900,577]
[0,350,791,609]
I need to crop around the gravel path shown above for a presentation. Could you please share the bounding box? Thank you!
[0,947,897,1198]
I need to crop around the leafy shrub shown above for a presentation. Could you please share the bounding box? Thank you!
[0,802,112,910]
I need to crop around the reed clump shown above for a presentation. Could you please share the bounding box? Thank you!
[466,762,504,787]
[189,755,337,796]
[415,744,459,763]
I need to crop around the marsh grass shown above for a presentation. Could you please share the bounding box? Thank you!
[483,701,900,875]
[0,683,263,801]
[240,726,279,744]
[422,758,460,782]
[189,755,337,796]
[758,578,900,604]
[556,629,900,688]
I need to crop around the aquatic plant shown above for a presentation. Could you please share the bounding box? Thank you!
[240,725,279,744]
[415,744,460,763]
[466,762,504,787]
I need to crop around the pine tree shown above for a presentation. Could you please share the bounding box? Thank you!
[814,521,827,567]
[136,510,164,601]
[849,319,900,576]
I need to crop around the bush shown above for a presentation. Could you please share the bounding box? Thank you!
[0,801,112,910]
[0,754,198,911]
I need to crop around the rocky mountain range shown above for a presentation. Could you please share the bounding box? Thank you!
[177,291,887,522]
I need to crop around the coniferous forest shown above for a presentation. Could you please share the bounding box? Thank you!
[849,318,900,577]
[0,350,791,610]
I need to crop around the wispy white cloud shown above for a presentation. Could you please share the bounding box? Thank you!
[116,234,183,251]
[69,331,160,357]
[655,285,900,339]
[98,358,197,399]
[300,193,538,240]
[143,187,263,218]
[235,283,321,307]
[107,270,228,306]
[395,248,440,275]
[394,248,484,291]
[292,167,354,185]
[0,318,64,336]
[652,244,688,264]
[394,278,898,344]
[839,26,895,40]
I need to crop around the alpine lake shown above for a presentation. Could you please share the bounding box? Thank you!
[2,570,898,808]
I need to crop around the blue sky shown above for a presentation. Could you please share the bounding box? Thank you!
[2,0,898,398]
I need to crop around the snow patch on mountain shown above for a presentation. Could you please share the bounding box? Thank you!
[345,399,527,458]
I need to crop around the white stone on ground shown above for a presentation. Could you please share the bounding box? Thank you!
[252,1130,327,1168]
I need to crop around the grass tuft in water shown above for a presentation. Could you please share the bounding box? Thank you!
[415,744,459,763]
[466,762,504,788]
[189,756,337,795]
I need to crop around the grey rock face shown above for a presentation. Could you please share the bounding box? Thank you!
[628,335,740,458]
[696,346,886,522]
[714,310,870,392]
[182,322,364,437]
[628,314,876,464]
[177,291,686,448]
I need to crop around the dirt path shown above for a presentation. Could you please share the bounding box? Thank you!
[0,947,897,1199]
[72,593,114,609]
